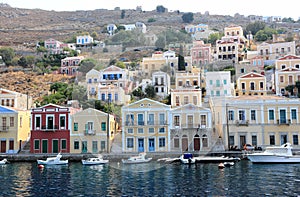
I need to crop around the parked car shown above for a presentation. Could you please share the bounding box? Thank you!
[243,144,255,151]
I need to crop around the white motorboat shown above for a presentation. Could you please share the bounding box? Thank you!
[247,143,300,163]
[194,155,240,163]
[122,153,152,164]
[224,162,235,167]
[179,153,196,164]
[0,158,7,165]
[37,153,68,165]
[82,155,109,165]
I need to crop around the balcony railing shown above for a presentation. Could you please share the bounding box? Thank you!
[41,125,59,131]
[85,130,96,135]
[125,121,134,126]
[236,120,249,126]
[277,119,291,125]
[0,126,9,132]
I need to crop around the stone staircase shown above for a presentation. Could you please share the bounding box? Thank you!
[19,140,31,154]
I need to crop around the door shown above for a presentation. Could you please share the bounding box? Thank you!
[52,139,59,153]
[194,135,200,151]
[240,136,246,149]
[1,141,6,153]
[82,141,87,153]
[42,140,48,153]
[182,135,188,151]
[149,138,155,152]
[138,138,144,152]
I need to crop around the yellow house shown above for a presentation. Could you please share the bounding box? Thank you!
[70,108,116,154]
[275,55,300,95]
[210,96,300,150]
[169,104,214,152]
[0,105,30,153]
[122,98,171,152]
[236,72,267,96]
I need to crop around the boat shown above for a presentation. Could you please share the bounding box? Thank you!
[0,158,7,165]
[122,153,152,164]
[218,163,225,169]
[37,153,68,165]
[194,155,240,163]
[179,153,196,164]
[247,143,300,163]
[82,155,109,165]
[224,162,235,167]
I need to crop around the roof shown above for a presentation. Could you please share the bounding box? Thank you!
[239,72,265,79]
[103,65,124,72]
[0,105,16,113]
[277,55,300,60]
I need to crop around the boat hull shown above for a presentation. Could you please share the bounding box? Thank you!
[122,158,152,164]
[37,160,68,165]
[180,158,196,164]
[82,160,109,165]
[247,155,300,164]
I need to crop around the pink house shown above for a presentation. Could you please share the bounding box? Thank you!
[191,40,212,68]
[60,56,84,76]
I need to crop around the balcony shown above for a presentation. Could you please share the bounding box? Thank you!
[85,130,96,135]
[147,121,168,126]
[125,121,134,126]
[235,120,249,126]
[0,126,9,132]
[277,119,291,125]
[41,125,59,131]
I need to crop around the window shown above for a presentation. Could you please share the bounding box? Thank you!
[101,122,106,131]
[74,123,78,131]
[34,140,40,150]
[101,141,106,151]
[159,128,165,133]
[174,115,180,126]
[101,93,105,101]
[61,139,67,149]
[60,115,66,128]
[9,117,14,127]
[175,96,180,106]
[2,117,6,129]
[201,115,206,126]
[178,81,183,86]
[138,128,143,133]
[223,79,227,85]
[137,114,144,125]
[228,110,234,121]
[241,83,245,90]
[159,114,165,125]
[251,110,256,121]
[184,96,189,104]
[240,68,245,73]
[224,90,227,95]
[280,76,284,82]
[115,94,118,101]
[216,80,220,87]
[174,137,179,148]
[260,82,264,89]
[229,136,234,146]
[148,128,154,133]
[193,96,197,105]
[159,138,166,147]
[74,141,79,149]
[216,91,220,96]
[279,109,287,124]
[127,138,134,148]
[126,114,134,125]
[293,135,299,145]
[238,110,245,121]
[209,80,213,85]
[269,109,274,120]
[35,116,41,129]
[127,128,133,133]
[270,135,275,145]
[250,82,255,90]
[148,114,154,125]
[291,109,297,120]
[92,141,98,153]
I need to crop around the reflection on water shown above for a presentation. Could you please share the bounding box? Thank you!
[0,161,299,196]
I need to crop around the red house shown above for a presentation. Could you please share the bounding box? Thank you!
[30,104,70,153]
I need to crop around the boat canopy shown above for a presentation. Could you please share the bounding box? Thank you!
[183,153,193,159]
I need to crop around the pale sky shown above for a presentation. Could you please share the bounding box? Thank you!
[1,0,299,20]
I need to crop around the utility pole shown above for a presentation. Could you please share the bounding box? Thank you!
[226,103,230,150]
[107,100,110,153]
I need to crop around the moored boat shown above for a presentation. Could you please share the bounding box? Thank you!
[179,153,196,164]
[122,153,152,164]
[0,158,7,165]
[194,155,240,163]
[37,153,68,165]
[82,155,109,165]
[247,143,300,163]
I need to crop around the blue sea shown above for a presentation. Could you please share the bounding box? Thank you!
[0,160,299,196]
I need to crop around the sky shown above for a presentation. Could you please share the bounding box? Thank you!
[1,0,299,20]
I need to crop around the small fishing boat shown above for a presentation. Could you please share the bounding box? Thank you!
[179,153,196,164]
[122,153,152,164]
[37,153,68,165]
[224,162,235,167]
[0,158,7,165]
[82,155,109,165]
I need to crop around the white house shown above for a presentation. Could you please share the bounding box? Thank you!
[205,71,232,97]
[76,35,94,46]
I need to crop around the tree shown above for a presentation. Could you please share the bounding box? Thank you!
[254,30,269,41]
[148,18,156,23]
[115,61,126,69]
[178,45,185,71]
[208,33,222,45]
[182,12,194,23]
[91,31,99,40]
[245,21,266,36]
[78,58,97,74]
[145,85,156,98]
[285,85,295,96]
[121,10,125,19]
[25,56,35,68]
[156,5,166,13]
[0,47,15,65]
[132,87,145,99]
[155,36,166,49]
[295,81,300,97]
[18,56,27,67]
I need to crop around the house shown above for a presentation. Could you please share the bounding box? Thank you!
[123,24,136,31]
[0,106,30,154]
[257,41,296,61]
[44,38,63,54]
[185,24,209,34]
[122,98,171,152]
[205,71,232,97]
[171,71,202,107]
[135,22,147,33]
[97,84,130,106]
[215,25,249,63]
[76,35,94,46]
[0,88,33,110]
[60,56,84,76]
[152,71,170,99]
[169,104,213,152]
[274,55,300,95]
[30,104,74,153]
[107,24,117,36]
[191,40,212,68]
[236,72,267,96]
[70,108,116,154]
[211,95,300,150]
[235,56,265,79]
